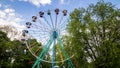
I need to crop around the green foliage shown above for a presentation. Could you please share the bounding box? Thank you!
[0,31,34,68]
[0,31,12,67]
[65,0,120,68]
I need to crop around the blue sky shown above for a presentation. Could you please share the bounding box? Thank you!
[0,0,120,40]
[1,0,120,20]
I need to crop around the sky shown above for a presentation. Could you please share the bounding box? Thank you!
[0,0,120,40]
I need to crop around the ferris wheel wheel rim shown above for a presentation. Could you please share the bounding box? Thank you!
[25,41,75,63]
[24,9,72,64]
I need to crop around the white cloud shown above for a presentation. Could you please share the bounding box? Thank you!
[0,8,22,26]
[0,8,25,40]
[40,0,51,5]
[60,0,64,4]
[0,11,6,18]
[8,13,15,16]
[19,0,51,7]
[4,8,15,13]
[60,0,71,5]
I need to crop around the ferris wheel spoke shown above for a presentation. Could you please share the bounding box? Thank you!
[29,32,49,37]
[59,20,68,30]
[30,25,50,32]
[29,22,46,29]
[37,36,49,41]
[37,18,51,30]
[40,37,50,45]
[32,24,50,31]
[36,19,51,31]
[29,34,48,38]
[29,29,50,34]
[29,42,39,48]
[56,16,64,29]
[28,30,50,35]
[43,16,53,29]
[30,35,49,41]
[49,14,54,29]
[57,18,68,30]
[30,30,50,34]
[60,27,67,34]
[55,14,58,29]
[35,46,43,56]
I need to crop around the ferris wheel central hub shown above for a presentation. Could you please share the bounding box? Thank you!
[52,31,58,39]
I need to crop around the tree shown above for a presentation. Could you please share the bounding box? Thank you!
[65,0,120,68]
[0,31,34,68]
[0,31,13,68]
[10,40,34,68]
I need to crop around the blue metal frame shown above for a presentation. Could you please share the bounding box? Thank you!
[32,35,53,68]
[32,31,74,68]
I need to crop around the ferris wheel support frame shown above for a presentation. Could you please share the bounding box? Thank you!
[32,30,74,68]
[24,9,74,68]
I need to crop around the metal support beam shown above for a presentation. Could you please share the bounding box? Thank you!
[32,31,74,68]
[57,36,74,68]
[32,35,53,68]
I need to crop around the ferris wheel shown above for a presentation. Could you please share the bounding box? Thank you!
[22,8,74,68]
